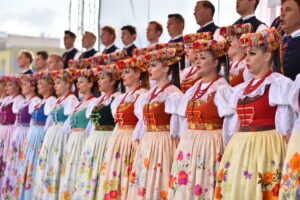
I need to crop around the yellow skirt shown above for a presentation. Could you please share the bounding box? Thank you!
[215,130,287,200]
[97,127,135,200]
[279,130,300,200]
[168,129,224,200]
[127,131,177,200]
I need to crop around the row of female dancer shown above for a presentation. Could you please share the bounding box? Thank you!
[0,25,299,200]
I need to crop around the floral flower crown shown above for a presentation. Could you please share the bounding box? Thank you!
[183,32,213,48]
[220,23,253,38]
[68,50,128,69]
[143,48,181,66]
[192,39,229,58]
[74,68,99,82]
[34,71,54,83]
[50,68,76,82]
[132,42,185,57]
[3,75,21,83]
[20,74,38,85]
[117,56,148,72]
[239,28,282,51]
[94,64,122,80]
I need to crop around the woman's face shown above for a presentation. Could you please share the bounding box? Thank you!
[37,79,53,97]
[227,35,242,59]
[21,80,35,96]
[54,78,70,97]
[245,47,271,75]
[98,73,115,93]
[194,51,218,77]
[6,81,19,96]
[186,49,197,64]
[77,77,92,94]
[121,67,140,87]
[148,60,169,81]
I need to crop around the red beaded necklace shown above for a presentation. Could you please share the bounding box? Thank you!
[243,70,272,95]
[191,76,220,101]
[148,82,171,103]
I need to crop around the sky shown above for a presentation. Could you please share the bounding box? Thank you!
[0,0,280,51]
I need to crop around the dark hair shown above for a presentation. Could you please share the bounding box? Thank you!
[149,21,163,35]
[200,1,216,17]
[121,25,137,35]
[102,26,117,41]
[254,0,260,10]
[64,30,76,38]
[168,13,185,27]
[37,51,49,60]
[281,0,300,8]
[20,50,34,63]
[131,67,150,89]
[106,72,121,91]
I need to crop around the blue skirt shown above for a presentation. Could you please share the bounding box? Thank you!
[15,125,45,200]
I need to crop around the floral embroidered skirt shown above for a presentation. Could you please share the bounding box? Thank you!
[1,125,29,200]
[97,127,135,200]
[0,125,15,189]
[215,130,286,200]
[58,130,86,200]
[33,123,67,200]
[73,130,112,200]
[168,129,224,200]
[279,129,300,200]
[15,125,45,200]
[127,131,177,200]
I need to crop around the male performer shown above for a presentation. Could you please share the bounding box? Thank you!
[121,25,137,57]
[36,51,48,72]
[167,13,184,43]
[101,26,119,54]
[18,50,34,74]
[280,0,300,80]
[62,30,80,68]
[234,0,267,32]
[147,21,163,46]
[194,1,222,40]
[79,31,98,59]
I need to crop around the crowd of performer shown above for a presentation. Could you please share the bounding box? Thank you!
[0,0,300,200]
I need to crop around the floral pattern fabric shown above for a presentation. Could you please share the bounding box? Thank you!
[168,129,224,200]
[215,130,286,200]
[279,130,300,200]
[73,130,112,200]
[97,128,136,200]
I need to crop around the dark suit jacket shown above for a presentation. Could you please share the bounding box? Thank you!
[124,44,137,57]
[102,44,118,54]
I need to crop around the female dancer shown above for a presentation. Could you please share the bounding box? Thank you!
[33,69,78,200]
[215,28,294,200]
[2,74,40,199]
[180,32,212,93]
[58,69,96,200]
[73,66,122,199]
[168,39,231,200]
[0,76,23,188]
[128,48,183,199]
[279,74,300,200]
[98,56,148,200]
[219,23,253,87]
[16,72,57,200]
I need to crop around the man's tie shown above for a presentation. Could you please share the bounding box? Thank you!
[102,49,107,54]
[280,35,293,73]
